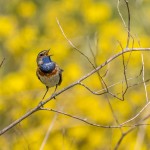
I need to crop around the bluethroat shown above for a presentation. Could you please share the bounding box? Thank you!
[36,50,63,99]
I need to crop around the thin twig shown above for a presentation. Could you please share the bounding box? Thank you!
[56,18,95,69]
[79,82,107,95]
[134,123,147,150]
[124,0,131,48]
[40,113,58,150]
[114,127,134,150]
[0,58,5,68]
[141,54,149,102]
[88,36,123,133]
[115,109,150,150]
[40,107,126,129]
[117,0,131,47]
[117,0,133,68]
[57,18,109,94]
[79,82,123,101]
[39,108,150,128]
[117,0,126,28]
[121,101,150,126]
[118,41,128,100]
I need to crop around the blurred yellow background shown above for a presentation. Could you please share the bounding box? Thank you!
[0,0,150,149]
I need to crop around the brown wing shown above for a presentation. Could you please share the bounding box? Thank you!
[57,69,63,86]
[36,69,40,80]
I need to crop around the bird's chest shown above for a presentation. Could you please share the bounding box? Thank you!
[37,71,60,88]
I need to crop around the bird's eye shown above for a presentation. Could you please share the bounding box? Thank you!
[39,53,44,56]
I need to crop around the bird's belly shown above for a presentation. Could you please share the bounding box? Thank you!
[39,74,60,88]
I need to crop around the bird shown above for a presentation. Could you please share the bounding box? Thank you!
[36,49,63,100]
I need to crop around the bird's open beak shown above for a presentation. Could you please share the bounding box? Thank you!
[46,49,53,56]
[46,49,50,55]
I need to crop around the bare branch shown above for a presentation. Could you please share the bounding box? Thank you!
[121,101,150,126]
[40,107,130,129]
[40,107,118,128]
[117,0,131,47]
[117,0,134,69]
[78,82,107,95]
[0,48,150,135]
[114,128,134,150]
[57,18,107,92]
[117,0,127,28]
[40,113,58,150]
[124,0,131,48]
[118,41,128,100]
[141,54,149,102]
[0,58,5,68]
[56,18,95,69]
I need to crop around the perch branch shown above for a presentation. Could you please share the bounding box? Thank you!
[0,48,150,135]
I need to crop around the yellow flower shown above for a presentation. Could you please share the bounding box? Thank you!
[83,2,111,24]
[17,1,36,18]
[0,16,16,37]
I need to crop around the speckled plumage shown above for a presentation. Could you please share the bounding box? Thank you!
[36,50,63,99]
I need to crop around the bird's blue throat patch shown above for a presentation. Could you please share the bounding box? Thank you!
[42,56,52,63]
[40,56,55,73]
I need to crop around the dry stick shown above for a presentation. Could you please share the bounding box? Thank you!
[114,127,134,150]
[0,58,5,68]
[106,94,124,135]
[129,79,150,89]
[117,0,131,47]
[0,48,150,136]
[123,0,135,69]
[40,113,58,150]
[88,37,109,90]
[114,110,150,150]
[124,0,131,48]
[117,0,126,27]
[88,40,121,99]
[118,42,128,100]
[40,108,150,128]
[97,74,147,94]
[119,53,149,126]
[56,18,95,71]
[121,101,150,126]
[134,122,147,150]
[88,36,123,131]
[57,18,123,131]
[79,81,122,101]
[88,37,97,66]
[141,54,149,102]
[57,18,122,131]
[40,107,122,128]
[79,82,107,95]
[58,19,123,131]
[117,0,133,103]
[56,18,108,94]
[114,109,150,150]
[117,0,133,67]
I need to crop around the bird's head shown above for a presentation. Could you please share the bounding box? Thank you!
[36,49,52,66]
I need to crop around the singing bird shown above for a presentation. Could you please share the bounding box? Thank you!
[36,50,63,99]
